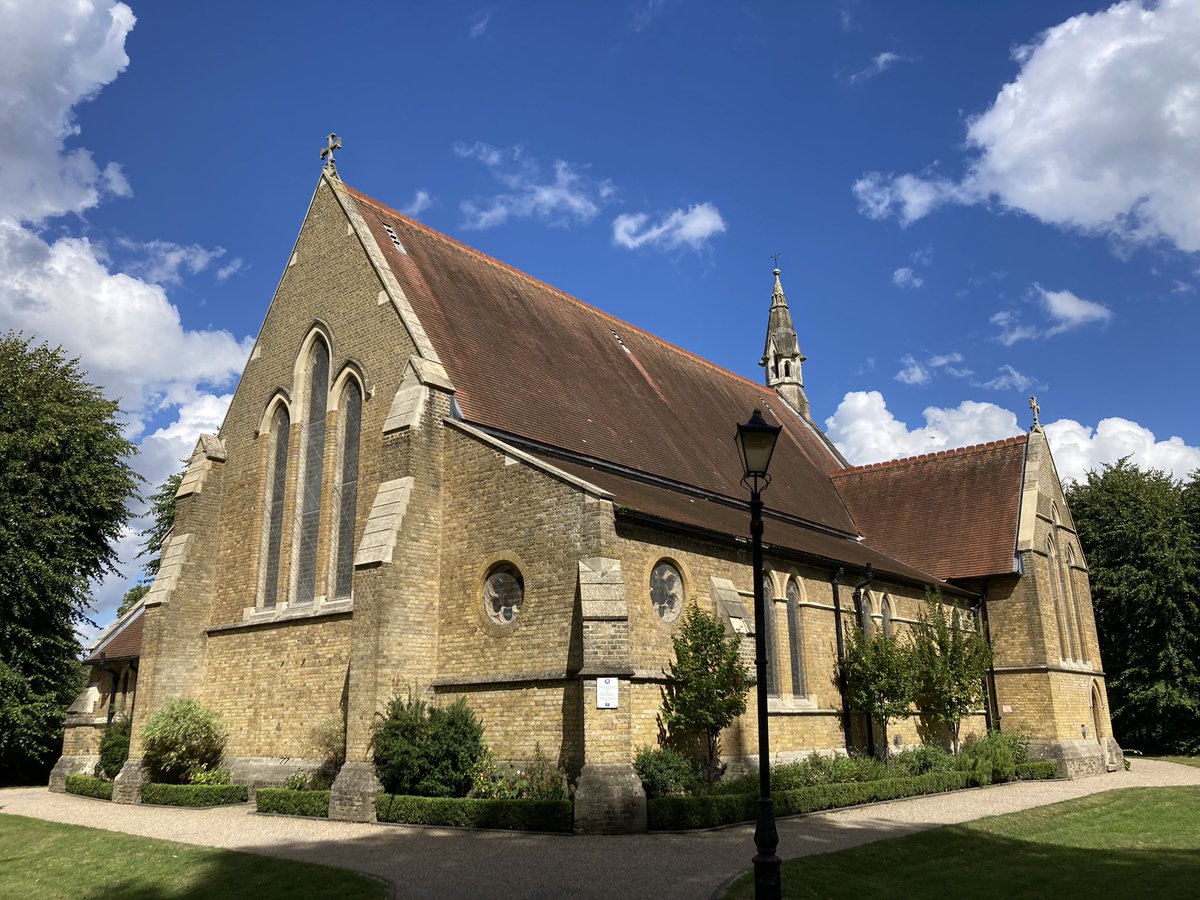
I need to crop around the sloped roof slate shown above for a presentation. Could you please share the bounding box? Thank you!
[84,607,143,664]
[830,436,1028,581]
[345,185,860,537]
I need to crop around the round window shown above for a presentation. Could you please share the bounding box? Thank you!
[484,564,523,625]
[650,561,684,621]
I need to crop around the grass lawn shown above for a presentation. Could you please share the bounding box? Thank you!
[0,815,385,899]
[725,787,1200,899]
[1151,755,1200,769]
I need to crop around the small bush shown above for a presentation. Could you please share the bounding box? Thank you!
[98,717,131,779]
[373,695,485,798]
[648,771,970,830]
[888,744,957,777]
[187,766,232,786]
[1016,761,1059,780]
[959,732,1016,786]
[65,774,113,800]
[470,745,569,801]
[141,699,227,785]
[282,771,310,791]
[257,788,330,817]
[308,716,345,790]
[633,746,699,799]
[770,752,885,790]
[140,783,247,807]
[375,794,572,832]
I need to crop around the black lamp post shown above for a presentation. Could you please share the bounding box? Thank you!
[735,408,783,900]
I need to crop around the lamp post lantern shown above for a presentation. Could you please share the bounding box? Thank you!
[735,408,783,899]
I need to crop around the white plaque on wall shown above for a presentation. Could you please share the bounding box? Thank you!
[597,677,619,709]
[1002,705,1013,713]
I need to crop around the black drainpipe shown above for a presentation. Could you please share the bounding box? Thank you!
[978,578,999,732]
[851,565,875,757]
[830,568,854,751]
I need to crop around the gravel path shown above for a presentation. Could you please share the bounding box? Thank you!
[3,760,1198,899]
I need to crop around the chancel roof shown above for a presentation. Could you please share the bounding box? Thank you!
[831,436,1028,581]
[84,606,144,665]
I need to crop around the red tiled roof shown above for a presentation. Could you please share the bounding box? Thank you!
[84,608,143,664]
[538,454,965,592]
[346,185,859,536]
[830,436,1028,580]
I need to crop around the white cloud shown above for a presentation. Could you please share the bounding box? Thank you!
[975,364,1037,392]
[1038,285,1113,335]
[454,142,615,229]
[400,189,433,217]
[929,352,972,378]
[990,309,1038,346]
[632,0,673,31]
[216,257,246,281]
[468,10,492,38]
[0,1,253,627]
[826,391,1021,464]
[611,203,727,252]
[1045,416,1200,484]
[850,51,918,84]
[894,354,929,385]
[853,0,1200,254]
[892,266,923,289]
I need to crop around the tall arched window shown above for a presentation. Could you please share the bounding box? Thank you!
[293,339,329,605]
[882,596,895,639]
[1066,544,1087,662]
[763,582,780,697]
[260,404,290,608]
[1047,538,1073,660]
[785,578,806,698]
[330,379,362,599]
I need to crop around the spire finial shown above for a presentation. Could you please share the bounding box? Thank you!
[770,251,782,274]
[1029,395,1042,431]
[321,133,343,180]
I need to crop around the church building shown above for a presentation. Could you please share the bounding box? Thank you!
[52,150,1121,832]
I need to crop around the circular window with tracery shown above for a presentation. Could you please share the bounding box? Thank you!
[484,564,524,625]
[650,561,684,621]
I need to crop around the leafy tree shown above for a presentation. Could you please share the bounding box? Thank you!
[910,590,992,754]
[0,333,138,783]
[1066,459,1200,754]
[138,469,183,579]
[661,604,754,784]
[115,583,150,619]
[838,627,914,757]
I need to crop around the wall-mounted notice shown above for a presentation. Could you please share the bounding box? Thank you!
[597,676,619,709]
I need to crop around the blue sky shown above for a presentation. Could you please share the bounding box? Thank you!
[4,1,1200,632]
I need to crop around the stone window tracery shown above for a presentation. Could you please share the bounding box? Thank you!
[259,404,290,608]
[484,563,524,625]
[650,561,684,622]
[785,577,806,698]
[330,379,361,600]
[293,338,330,606]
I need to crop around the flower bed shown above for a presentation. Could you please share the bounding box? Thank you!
[256,788,331,818]
[64,774,113,801]
[375,794,572,832]
[648,771,970,831]
[140,783,248,807]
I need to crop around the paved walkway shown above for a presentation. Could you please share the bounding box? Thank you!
[3,760,1199,899]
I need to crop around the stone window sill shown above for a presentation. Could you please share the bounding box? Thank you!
[767,696,826,714]
[206,597,354,634]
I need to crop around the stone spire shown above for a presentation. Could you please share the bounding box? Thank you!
[759,268,810,419]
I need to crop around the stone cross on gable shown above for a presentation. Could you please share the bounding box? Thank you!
[1029,395,1041,430]
[770,252,782,270]
[321,133,342,179]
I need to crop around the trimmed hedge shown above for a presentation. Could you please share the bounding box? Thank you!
[1016,761,1059,780]
[649,771,971,830]
[140,782,248,807]
[375,794,573,832]
[65,774,113,800]
[256,788,331,818]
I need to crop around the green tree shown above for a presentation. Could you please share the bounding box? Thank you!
[661,604,754,784]
[910,590,992,754]
[839,627,914,757]
[115,583,150,619]
[0,333,138,783]
[138,469,182,579]
[1066,459,1200,754]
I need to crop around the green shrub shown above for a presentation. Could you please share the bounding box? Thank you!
[141,699,227,784]
[186,766,232,786]
[647,771,970,830]
[1016,761,1059,780]
[375,794,572,832]
[372,695,485,798]
[959,732,1016,786]
[98,717,131,779]
[256,788,330,817]
[888,744,957,777]
[470,745,568,800]
[770,752,886,789]
[282,771,310,791]
[633,746,699,799]
[65,774,113,800]
[140,783,247,807]
[308,716,345,790]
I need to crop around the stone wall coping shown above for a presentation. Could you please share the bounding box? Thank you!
[994,663,1105,676]
[206,598,354,634]
[577,666,637,679]
[431,669,572,687]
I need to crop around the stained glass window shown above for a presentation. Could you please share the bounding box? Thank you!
[261,405,290,608]
[650,562,684,621]
[484,564,523,624]
[331,381,361,599]
[293,340,329,605]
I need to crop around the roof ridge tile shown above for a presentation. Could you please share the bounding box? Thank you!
[830,433,1029,477]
